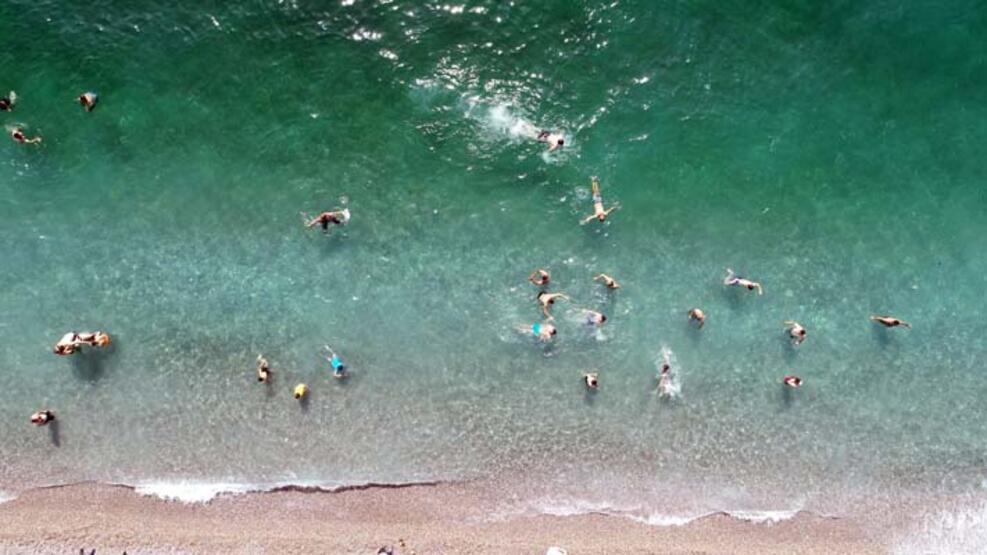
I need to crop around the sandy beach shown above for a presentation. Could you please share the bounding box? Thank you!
[0,482,885,554]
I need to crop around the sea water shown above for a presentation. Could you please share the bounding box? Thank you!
[0,0,985,538]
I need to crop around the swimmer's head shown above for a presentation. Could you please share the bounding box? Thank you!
[94,332,111,347]
[557,138,564,147]
[550,328,557,336]
[746,284,755,290]
[600,315,607,323]
[798,329,806,336]
[597,213,606,222]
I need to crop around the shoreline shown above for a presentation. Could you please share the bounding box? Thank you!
[0,481,885,554]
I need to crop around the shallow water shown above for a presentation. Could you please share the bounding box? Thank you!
[1,0,985,525]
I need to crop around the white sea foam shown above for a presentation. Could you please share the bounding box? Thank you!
[134,481,262,503]
[0,491,16,504]
[531,497,799,528]
[726,509,800,524]
[894,501,987,555]
[131,478,435,504]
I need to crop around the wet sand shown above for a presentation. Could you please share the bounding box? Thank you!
[0,482,886,554]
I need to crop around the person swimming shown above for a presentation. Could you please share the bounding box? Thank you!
[521,321,557,342]
[784,321,807,345]
[656,352,673,397]
[322,345,347,379]
[0,91,16,112]
[583,372,599,390]
[783,375,802,388]
[870,315,911,328]
[536,291,569,319]
[256,354,270,383]
[78,91,98,112]
[723,268,763,295]
[687,308,706,328]
[584,310,607,327]
[593,273,620,289]
[30,410,55,426]
[10,127,41,144]
[581,177,619,224]
[53,331,111,355]
[293,383,309,400]
[535,129,565,152]
[528,268,550,286]
[305,209,350,233]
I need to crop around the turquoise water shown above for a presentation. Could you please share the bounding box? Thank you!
[1,0,985,524]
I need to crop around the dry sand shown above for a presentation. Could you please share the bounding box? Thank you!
[0,481,886,554]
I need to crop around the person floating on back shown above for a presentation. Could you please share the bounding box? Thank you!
[305,208,350,234]
[53,331,111,355]
[535,129,564,152]
[30,410,55,426]
[78,91,99,112]
[723,268,763,295]
[536,291,569,319]
[528,268,550,286]
[581,177,619,224]
[783,375,802,388]
[10,126,41,144]
[687,308,706,328]
[870,315,910,328]
[593,273,620,290]
[0,91,17,112]
[256,354,271,383]
[784,321,807,345]
[322,345,347,379]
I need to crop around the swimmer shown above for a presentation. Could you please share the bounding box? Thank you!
[78,91,98,112]
[784,321,807,345]
[305,209,350,234]
[0,91,16,112]
[782,375,802,388]
[293,383,309,400]
[583,372,599,390]
[528,268,550,286]
[687,308,706,328]
[322,345,347,379]
[30,410,55,426]
[76,331,111,347]
[52,331,110,355]
[580,177,620,224]
[723,268,763,295]
[10,127,41,144]
[593,273,620,289]
[656,353,673,397]
[584,310,607,327]
[870,315,911,328]
[536,291,570,319]
[256,354,270,383]
[535,129,565,152]
[519,321,557,342]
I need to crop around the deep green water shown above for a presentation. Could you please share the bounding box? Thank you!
[1,0,985,524]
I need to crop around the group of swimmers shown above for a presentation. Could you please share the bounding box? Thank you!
[31,329,347,425]
[521,262,911,395]
[256,345,348,402]
[1,89,99,145]
[21,102,913,428]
